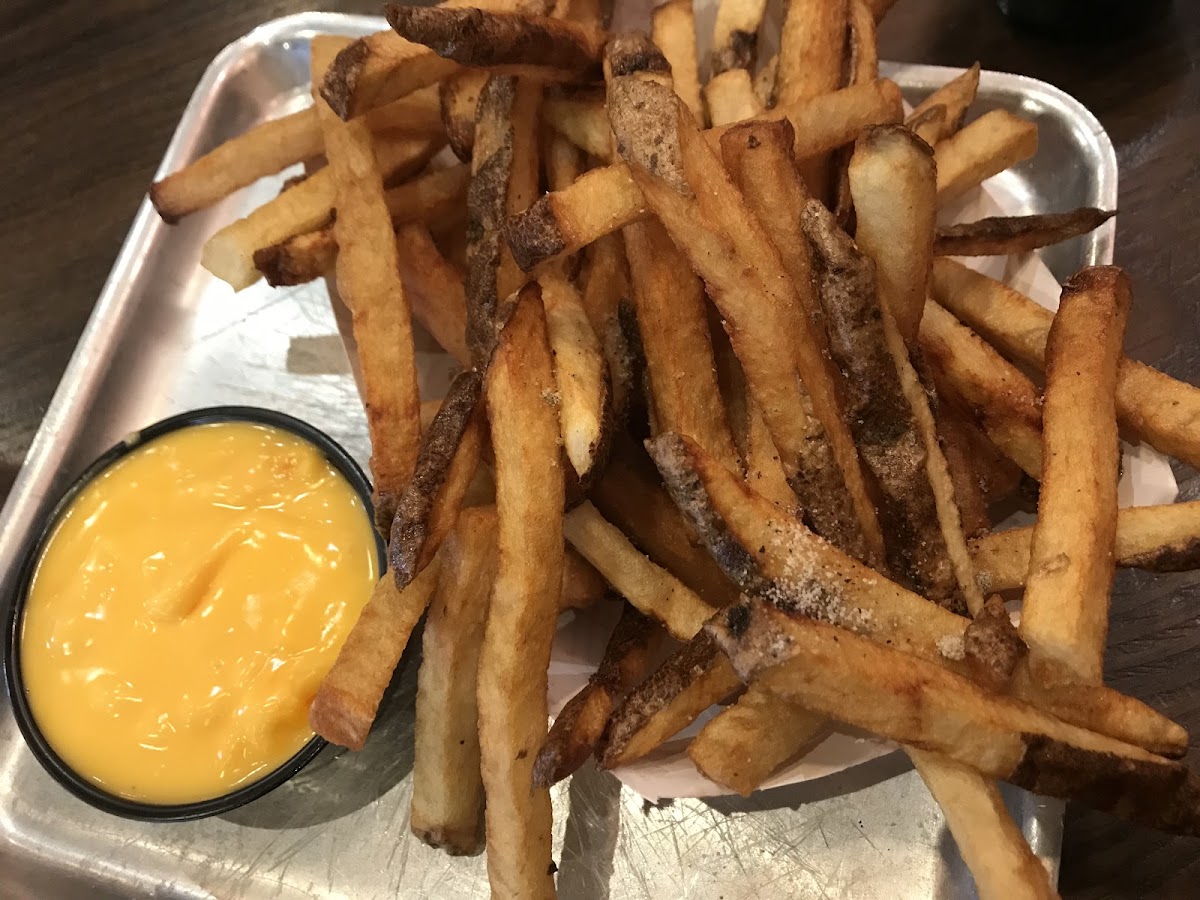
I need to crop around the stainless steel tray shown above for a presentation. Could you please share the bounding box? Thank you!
[0,12,1116,898]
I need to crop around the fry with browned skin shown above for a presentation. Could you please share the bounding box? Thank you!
[652,0,706,125]
[932,257,1200,471]
[411,507,497,856]
[255,227,338,287]
[936,401,992,540]
[1021,267,1131,685]
[708,599,1200,836]
[391,371,485,587]
[533,605,662,786]
[310,561,442,750]
[907,104,947,145]
[441,69,490,161]
[477,284,564,899]
[907,63,981,144]
[504,78,904,272]
[710,0,768,75]
[973,501,1200,592]
[935,208,1117,257]
[936,109,1039,205]
[579,234,636,421]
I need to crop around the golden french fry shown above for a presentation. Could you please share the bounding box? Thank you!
[440,69,491,161]
[972,501,1200,592]
[907,62,981,142]
[577,234,635,421]
[1021,267,1131,685]
[931,257,1200,471]
[396,223,471,367]
[652,0,706,125]
[411,507,497,856]
[703,69,763,126]
[935,208,1117,257]
[504,78,904,272]
[907,104,948,145]
[310,561,442,750]
[935,109,1038,205]
[541,92,611,158]
[477,284,565,899]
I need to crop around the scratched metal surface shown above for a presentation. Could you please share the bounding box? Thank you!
[0,12,1121,898]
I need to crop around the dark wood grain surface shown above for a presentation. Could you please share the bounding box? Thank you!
[2,0,1199,896]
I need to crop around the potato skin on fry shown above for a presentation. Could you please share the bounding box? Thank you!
[934,208,1116,257]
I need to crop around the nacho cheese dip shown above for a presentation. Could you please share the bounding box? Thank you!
[20,421,378,804]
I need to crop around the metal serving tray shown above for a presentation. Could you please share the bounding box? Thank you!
[0,12,1116,898]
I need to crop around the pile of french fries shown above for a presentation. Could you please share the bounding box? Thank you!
[151,0,1200,895]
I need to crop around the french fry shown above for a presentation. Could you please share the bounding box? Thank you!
[540,272,610,480]
[397,223,471,367]
[708,599,1200,836]
[907,63,981,144]
[504,78,904,272]
[599,632,743,769]
[255,164,471,287]
[541,91,611,158]
[847,0,879,83]
[321,0,553,120]
[689,685,827,795]
[361,84,445,135]
[934,208,1117,257]
[802,200,970,611]
[201,131,443,290]
[561,547,609,610]
[918,299,1043,478]
[533,605,661,786]
[753,53,778,107]
[931,258,1200,471]
[652,0,706,125]
[935,401,992,539]
[651,431,1190,757]
[590,441,739,608]
[440,69,491,161]
[498,78,543,298]
[579,234,635,421]
[935,109,1039,205]
[386,6,606,76]
[608,74,886,570]
[313,39,423,526]
[477,284,565,899]
[623,218,739,471]
[710,0,768,74]
[543,129,584,193]
[411,507,497,856]
[1021,267,1130,685]
[849,124,937,346]
[720,120,884,563]
[907,104,948,146]
[703,69,762,126]
[390,371,486,587]
[562,501,715,640]
[309,561,442,750]
[972,501,1200,592]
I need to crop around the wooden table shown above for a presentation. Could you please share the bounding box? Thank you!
[2,0,1197,896]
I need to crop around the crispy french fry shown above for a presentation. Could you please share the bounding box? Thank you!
[390,371,486,587]
[972,501,1200,592]
[703,69,763,126]
[1021,268,1130,685]
[563,501,715,640]
[440,69,490,161]
[477,284,564,899]
[590,441,739,608]
[708,599,1200,836]
[689,685,827,795]
[504,78,904,272]
[932,258,1200,471]
[599,632,742,769]
[255,164,471,287]
[652,0,706,125]
[720,120,884,562]
[803,200,970,611]
[310,561,442,750]
[710,0,768,74]
[313,40,423,525]
[411,507,497,856]
[387,6,606,75]
[533,605,661,786]
[540,272,610,480]
[652,431,1190,757]
[623,218,738,471]
[498,78,543,298]
[397,223,471,367]
[202,131,443,290]
[907,63,981,143]
[919,299,1043,478]
[542,92,611,158]
[907,104,947,145]
[579,234,635,421]
[935,208,1117,257]
[936,109,1038,205]
[849,124,937,346]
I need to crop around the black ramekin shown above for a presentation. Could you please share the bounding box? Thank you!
[3,406,384,822]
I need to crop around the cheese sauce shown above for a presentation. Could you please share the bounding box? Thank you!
[20,421,378,804]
